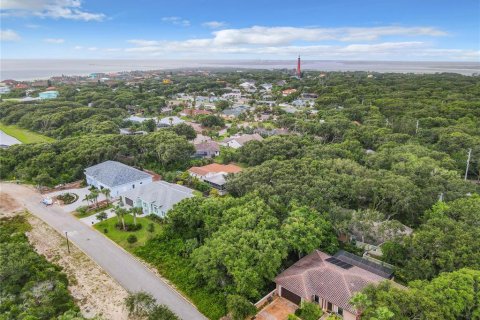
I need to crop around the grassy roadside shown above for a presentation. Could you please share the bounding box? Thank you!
[0,122,54,143]
[95,215,226,319]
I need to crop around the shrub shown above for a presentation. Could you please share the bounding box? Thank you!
[103,228,108,234]
[57,193,78,204]
[295,301,323,320]
[127,235,138,244]
[96,211,108,222]
[116,222,142,231]
[148,305,180,320]
[147,223,155,233]
[226,294,256,320]
[76,206,88,215]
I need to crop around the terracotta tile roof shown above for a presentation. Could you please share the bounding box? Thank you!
[188,163,242,176]
[275,250,387,313]
[181,109,212,116]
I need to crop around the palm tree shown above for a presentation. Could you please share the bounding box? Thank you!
[90,189,100,208]
[114,206,127,230]
[101,188,111,205]
[130,207,143,226]
[350,292,372,320]
[83,194,92,206]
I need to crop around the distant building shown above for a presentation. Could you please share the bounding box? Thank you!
[282,88,298,96]
[84,160,153,197]
[15,83,28,89]
[188,163,242,195]
[121,181,194,217]
[221,105,249,119]
[179,109,212,117]
[194,141,220,158]
[221,133,263,149]
[0,85,11,94]
[127,115,154,123]
[38,90,59,99]
[158,116,184,127]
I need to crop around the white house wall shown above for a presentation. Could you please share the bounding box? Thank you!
[86,175,153,197]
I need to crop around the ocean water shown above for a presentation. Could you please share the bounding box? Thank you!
[1,59,479,80]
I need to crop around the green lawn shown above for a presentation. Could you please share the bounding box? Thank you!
[94,215,162,249]
[74,204,112,218]
[0,123,54,144]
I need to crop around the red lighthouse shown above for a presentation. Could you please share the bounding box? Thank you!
[297,55,302,78]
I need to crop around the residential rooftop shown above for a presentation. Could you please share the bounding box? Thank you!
[85,160,152,188]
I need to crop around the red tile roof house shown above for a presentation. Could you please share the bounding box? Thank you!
[274,250,394,320]
[179,109,212,117]
[188,163,242,194]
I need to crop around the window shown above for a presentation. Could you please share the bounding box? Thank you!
[327,302,333,312]
[337,308,343,316]
[313,295,320,304]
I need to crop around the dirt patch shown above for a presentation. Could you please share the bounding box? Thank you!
[0,192,22,215]
[24,214,129,319]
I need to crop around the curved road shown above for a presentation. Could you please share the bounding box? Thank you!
[0,183,207,320]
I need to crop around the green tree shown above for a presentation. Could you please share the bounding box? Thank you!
[226,294,257,320]
[350,292,371,320]
[295,301,323,320]
[148,305,179,320]
[114,206,128,230]
[124,291,156,319]
[96,211,108,222]
[282,206,338,258]
[130,207,143,226]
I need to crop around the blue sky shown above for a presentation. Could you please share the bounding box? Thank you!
[1,0,479,60]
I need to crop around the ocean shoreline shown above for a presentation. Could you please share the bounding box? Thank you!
[1,59,479,81]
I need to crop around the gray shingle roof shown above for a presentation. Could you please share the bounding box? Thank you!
[85,160,152,188]
[121,181,194,212]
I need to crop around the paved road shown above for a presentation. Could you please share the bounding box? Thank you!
[0,183,207,320]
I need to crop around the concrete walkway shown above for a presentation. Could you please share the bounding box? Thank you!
[1,183,207,320]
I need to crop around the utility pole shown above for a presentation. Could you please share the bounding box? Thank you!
[65,231,71,254]
[465,148,472,181]
[415,119,419,134]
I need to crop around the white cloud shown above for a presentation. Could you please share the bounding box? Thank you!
[87,47,97,51]
[202,21,226,29]
[74,45,83,50]
[211,26,447,46]
[44,37,65,43]
[0,29,20,41]
[1,0,105,21]
[25,23,41,28]
[161,16,190,27]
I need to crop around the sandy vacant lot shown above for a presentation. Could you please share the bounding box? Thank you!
[0,192,129,319]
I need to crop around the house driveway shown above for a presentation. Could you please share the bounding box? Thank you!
[1,183,207,320]
[46,187,105,213]
[256,297,298,320]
